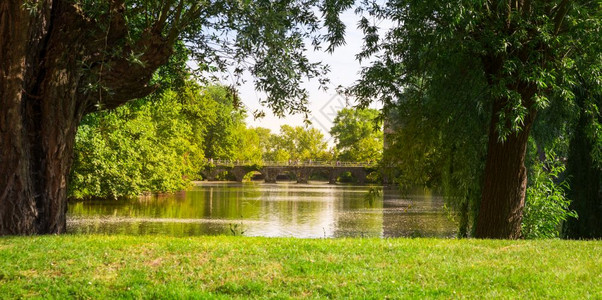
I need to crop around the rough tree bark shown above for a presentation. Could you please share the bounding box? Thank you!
[0,0,177,235]
[475,94,537,239]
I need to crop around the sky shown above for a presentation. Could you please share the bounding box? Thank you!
[231,11,381,144]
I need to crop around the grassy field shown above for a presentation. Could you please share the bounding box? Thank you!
[0,235,600,299]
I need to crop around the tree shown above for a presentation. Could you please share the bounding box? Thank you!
[201,86,247,160]
[351,0,602,238]
[265,125,332,162]
[0,0,351,235]
[253,127,274,158]
[330,108,383,162]
[231,127,263,164]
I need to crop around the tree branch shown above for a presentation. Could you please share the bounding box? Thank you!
[553,0,570,35]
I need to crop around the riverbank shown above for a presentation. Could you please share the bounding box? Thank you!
[1,235,600,298]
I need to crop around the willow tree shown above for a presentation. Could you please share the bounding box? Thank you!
[0,0,351,235]
[352,1,601,238]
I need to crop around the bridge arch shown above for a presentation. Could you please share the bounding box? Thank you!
[202,165,263,182]
[201,168,236,181]
[263,167,297,183]
[244,170,265,181]
[230,166,263,182]
[335,168,367,184]
[306,168,331,182]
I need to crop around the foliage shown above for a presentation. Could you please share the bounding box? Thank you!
[352,0,602,129]
[199,86,248,160]
[523,153,577,239]
[1,236,601,298]
[69,84,241,199]
[330,108,383,162]
[231,127,264,164]
[264,125,332,162]
[253,127,275,159]
[70,0,354,116]
[70,93,196,198]
[70,89,344,197]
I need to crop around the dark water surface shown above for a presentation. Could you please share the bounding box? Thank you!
[67,182,457,238]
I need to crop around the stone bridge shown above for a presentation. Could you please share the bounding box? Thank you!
[201,160,379,184]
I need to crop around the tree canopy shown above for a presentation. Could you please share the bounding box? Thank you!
[330,108,383,162]
[351,0,602,238]
[264,125,332,162]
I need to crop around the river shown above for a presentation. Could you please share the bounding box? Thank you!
[67,182,457,238]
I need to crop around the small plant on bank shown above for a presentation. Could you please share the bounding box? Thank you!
[229,222,246,236]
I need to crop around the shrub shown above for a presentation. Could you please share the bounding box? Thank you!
[522,153,577,239]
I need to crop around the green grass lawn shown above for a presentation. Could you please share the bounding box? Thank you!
[0,235,600,299]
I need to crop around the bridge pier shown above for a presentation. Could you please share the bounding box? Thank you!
[328,169,339,184]
[352,169,367,184]
[296,168,309,184]
[201,167,225,181]
[263,168,278,183]
[231,167,247,182]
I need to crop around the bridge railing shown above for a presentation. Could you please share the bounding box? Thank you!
[205,159,378,168]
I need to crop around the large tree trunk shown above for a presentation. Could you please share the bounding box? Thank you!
[1,0,91,234]
[0,0,175,235]
[475,91,537,239]
[0,0,39,234]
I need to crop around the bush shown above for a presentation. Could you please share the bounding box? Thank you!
[522,153,577,239]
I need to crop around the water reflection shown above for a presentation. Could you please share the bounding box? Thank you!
[382,189,458,238]
[68,182,457,238]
